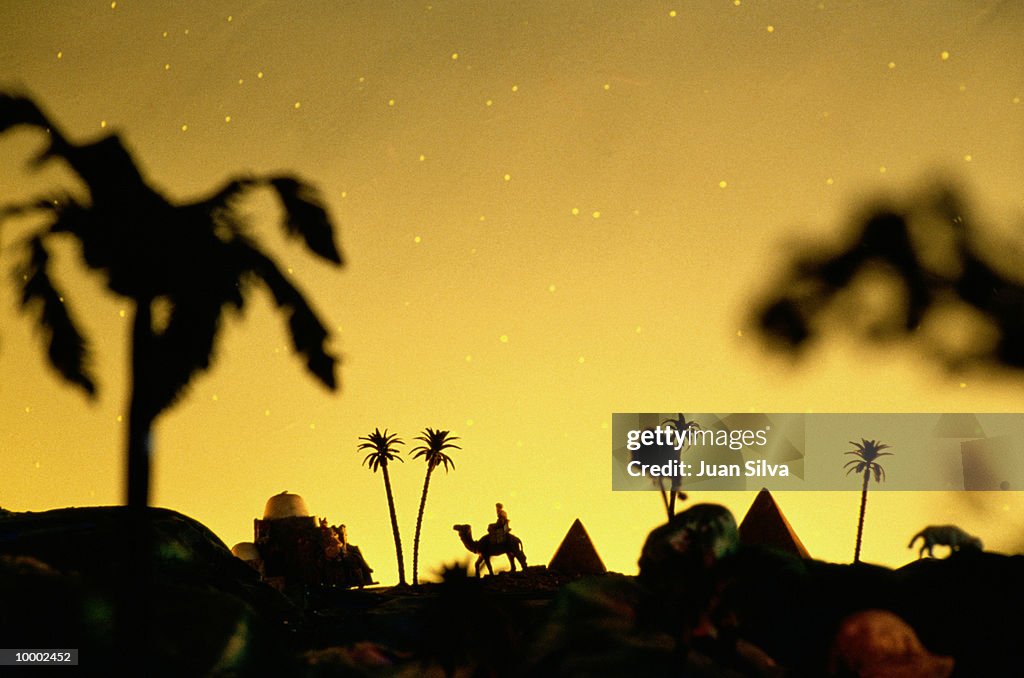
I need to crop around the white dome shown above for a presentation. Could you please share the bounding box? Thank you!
[263,491,310,519]
[231,542,261,562]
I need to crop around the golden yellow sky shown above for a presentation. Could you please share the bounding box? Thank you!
[2,1,1023,582]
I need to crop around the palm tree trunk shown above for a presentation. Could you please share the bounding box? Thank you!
[656,477,671,521]
[413,465,434,585]
[853,469,870,563]
[127,300,155,508]
[122,301,154,670]
[381,463,406,585]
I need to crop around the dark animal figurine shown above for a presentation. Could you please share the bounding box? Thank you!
[908,525,982,558]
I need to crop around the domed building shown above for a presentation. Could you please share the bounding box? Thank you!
[244,491,374,592]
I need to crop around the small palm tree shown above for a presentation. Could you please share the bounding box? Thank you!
[358,428,407,585]
[662,413,701,517]
[411,428,460,585]
[844,438,893,564]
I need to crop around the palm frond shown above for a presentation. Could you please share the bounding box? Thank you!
[0,93,51,135]
[17,236,95,395]
[241,242,338,390]
[269,177,343,265]
[144,291,223,415]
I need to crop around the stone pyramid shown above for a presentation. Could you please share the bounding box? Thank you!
[549,518,606,575]
[738,488,810,558]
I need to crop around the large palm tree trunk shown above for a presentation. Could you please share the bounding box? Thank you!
[127,300,155,508]
[381,464,407,585]
[123,301,155,669]
[412,465,435,585]
[853,470,870,563]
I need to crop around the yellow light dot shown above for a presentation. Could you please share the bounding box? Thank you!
[959,382,967,388]
[341,191,348,198]
[766,25,774,33]
[164,63,170,70]
[100,120,107,128]
[578,356,585,364]
[669,10,677,17]
[737,330,744,337]
[879,166,887,173]
[503,173,511,181]
[34,461,40,469]
[162,31,168,38]
[56,51,62,59]
[734,0,741,5]
[940,51,950,60]
[958,83,966,92]
[24,406,31,413]
[110,1,116,8]
[500,334,509,343]
[388,99,395,106]
[485,99,493,106]
[603,83,610,91]
[888,62,896,69]
[238,79,244,85]
[478,215,486,221]
[294,101,301,109]
[116,415,123,422]
[465,355,472,362]
[181,124,188,131]
[826,177,834,185]
[414,235,422,243]
[212,394,219,402]
[227,15,233,22]
[511,84,518,92]
[718,180,728,188]
[224,115,231,123]
[264,409,270,416]
[964,154,972,162]
[635,326,642,334]
[466,418,474,426]
[119,309,126,318]
[1013,96,1020,104]
[591,211,601,218]
[451,52,459,60]
[419,154,426,161]
[257,71,263,78]
[571,207,580,215]
[310,423,316,429]
[548,284,556,292]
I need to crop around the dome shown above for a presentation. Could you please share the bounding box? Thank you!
[263,491,310,520]
[231,542,261,562]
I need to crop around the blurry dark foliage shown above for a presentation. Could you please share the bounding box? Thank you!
[754,181,1024,373]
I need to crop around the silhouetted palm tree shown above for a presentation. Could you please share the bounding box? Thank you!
[0,93,342,509]
[845,438,893,564]
[661,413,700,517]
[358,428,407,585]
[411,428,460,585]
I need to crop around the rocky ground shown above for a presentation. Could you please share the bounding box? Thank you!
[1,506,1022,676]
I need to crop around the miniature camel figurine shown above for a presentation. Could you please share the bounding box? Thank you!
[453,524,527,577]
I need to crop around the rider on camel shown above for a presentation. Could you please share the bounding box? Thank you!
[488,502,511,543]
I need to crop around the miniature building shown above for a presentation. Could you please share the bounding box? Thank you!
[549,518,606,575]
[738,488,810,558]
[243,491,375,591]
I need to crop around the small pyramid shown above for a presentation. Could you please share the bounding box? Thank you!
[739,488,810,559]
[549,518,606,575]
[932,413,986,439]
